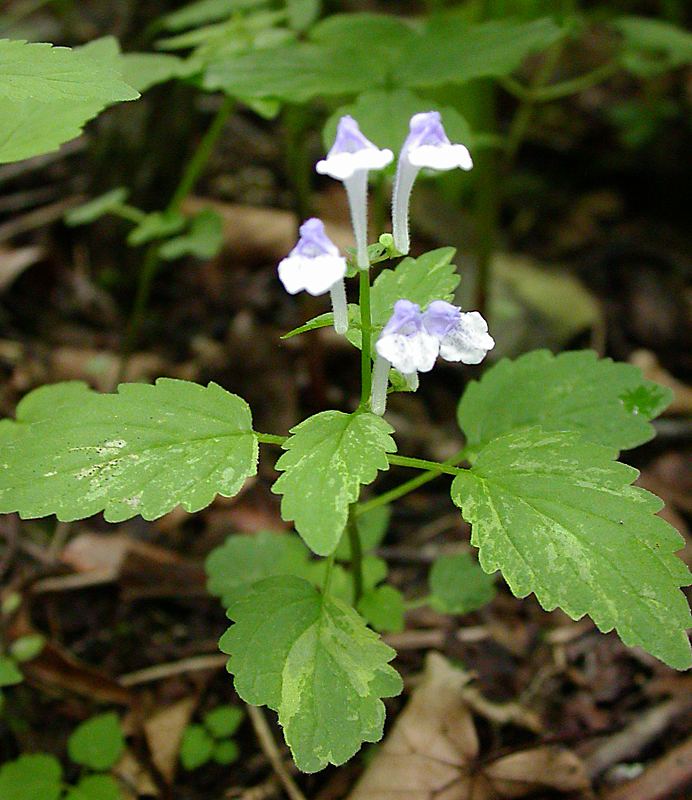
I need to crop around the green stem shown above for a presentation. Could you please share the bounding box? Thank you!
[387,454,461,475]
[346,505,363,605]
[356,447,468,517]
[359,269,373,408]
[283,104,313,223]
[321,554,336,597]
[119,97,235,369]
[112,204,147,225]
[256,432,288,446]
[404,596,431,611]
[501,61,619,105]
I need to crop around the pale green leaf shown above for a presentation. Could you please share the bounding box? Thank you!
[324,89,473,157]
[65,188,129,227]
[613,16,692,77]
[0,39,139,163]
[334,504,391,561]
[206,531,311,606]
[310,12,415,66]
[203,43,388,102]
[287,0,321,32]
[272,411,396,556]
[429,552,496,614]
[0,379,258,523]
[159,209,223,261]
[213,739,239,764]
[127,211,186,247]
[203,705,244,738]
[9,634,45,663]
[68,712,125,770]
[220,575,402,772]
[358,585,405,633]
[395,17,565,88]
[120,52,195,92]
[65,775,122,800]
[451,428,692,669]
[180,725,214,769]
[0,655,22,687]
[0,754,62,800]
[457,350,673,457]
[159,0,268,33]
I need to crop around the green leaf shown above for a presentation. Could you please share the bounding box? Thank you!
[0,39,138,164]
[310,12,416,66]
[65,775,122,800]
[324,89,473,157]
[203,42,388,102]
[120,52,195,92]
[457,350,673,457]
[334,504,390,561]
[206,531,311,607]
[287,0,321,32]
[213,739,239,765]
[159,209,223,261]
[65,188,129,227]
[180,724,214,770]
[126,211,186,247]
[613,16,692,77]
[0,379,258,523]
[68,712,125,770]
[159,0,268,33]
[220,575,402,772]
[358,585,405,633]
[272,411,396,556]
[0,754,62,800]
[0,655,22,687]
[451,428,692,669]
[9,634,45,663]
[203,705,244,738]
[395,17,565,88]
[429,553,496,614]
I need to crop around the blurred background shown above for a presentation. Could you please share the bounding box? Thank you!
[0,1,690,799]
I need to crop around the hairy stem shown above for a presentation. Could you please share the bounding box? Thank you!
[387,454,461,475]
[359,268,373,408]
[346,504,363,605]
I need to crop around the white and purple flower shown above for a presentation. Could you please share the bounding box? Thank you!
[392,111,473,255]
[277,218,348,334]
[371,298,494,415]
[316,115,393,269]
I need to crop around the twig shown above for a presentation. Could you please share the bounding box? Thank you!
[246,705,307,800]
[119,654,227,686]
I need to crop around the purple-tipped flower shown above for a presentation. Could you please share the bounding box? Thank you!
[392,112,473,255]
[371,298,494,415]
[423,300,495,365]
[278,218,348,334]
[316,116,393,269]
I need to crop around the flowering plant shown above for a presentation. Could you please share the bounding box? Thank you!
[0,108,689,775]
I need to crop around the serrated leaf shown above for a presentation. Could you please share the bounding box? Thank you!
[203,42,388,102]
[0,655,22,687]
[613,16,692,77]
[272,411,396,556]
[65,188,129,227]
[458,350,672,457]
[65,774,121,800]
[203,705,244,738]
[206,531,311,607]
[180,724,214,769]
[68,712,125,770]
[358,585,405,633]
[395,17,565,88]
[324,89,473,158]
[334,504,390,561]
[0,379,258,523]
[0,754,62,800]
[0,39,139,164]
[451,428,692,669]
[220,575,402,772]
[159,208,223,260]
[429,552,496,614]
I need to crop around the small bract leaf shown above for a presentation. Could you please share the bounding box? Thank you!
[0,754,62,800]
[358,585,405,633]
[126,211,186,247]
[272,411,396,555]
[220,575,402,772]
[65,188,129,227]
[159,209,223,261]
[68,712,125,770]
[64,774,122,800]
[457,350,673,457]
[451,428,692,669]
[180,724,214,770]
[0,379,258,523]
[203,705,244,738]
[0,656,22,687]
[429,553,496,615]
[213,739,240,765]
[9,634,46,663]
[613,16,692,77]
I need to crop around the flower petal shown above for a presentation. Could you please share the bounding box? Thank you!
[376,330,439,374]
[438,311,495,364]
[316,148,393,180]
[278,254,346,297]
[407,143,473,171]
